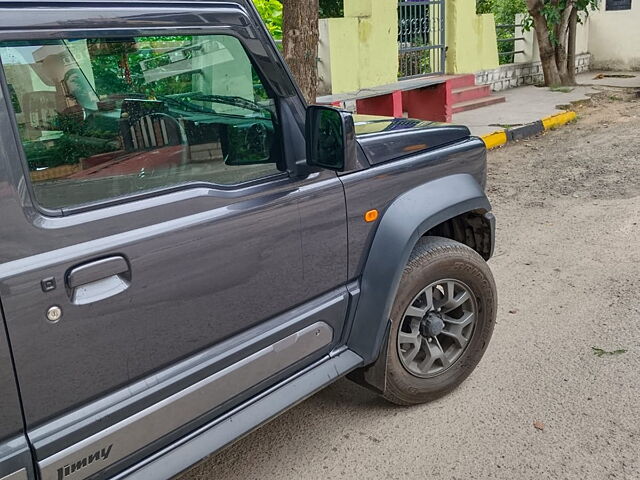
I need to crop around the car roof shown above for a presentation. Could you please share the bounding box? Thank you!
[0,0,249,10]
[0,1,254,35]
[0,0,244,4]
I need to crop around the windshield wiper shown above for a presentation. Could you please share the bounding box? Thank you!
[157,93,271,119]
[188,94,269,114]
[157,95,216,114]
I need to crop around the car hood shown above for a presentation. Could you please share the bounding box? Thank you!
[353,114,471,165]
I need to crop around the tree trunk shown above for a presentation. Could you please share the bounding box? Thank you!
[282,0,320,103]
[554,21,568,81]
[555,3,575,85]
[565,7,578,85]
[527,0,562,86]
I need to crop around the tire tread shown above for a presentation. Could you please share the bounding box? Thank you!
[382,236,497,406]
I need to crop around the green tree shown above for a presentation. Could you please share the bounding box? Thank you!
[252,0,283,39]
[252,0,344,101]
[251,0,342,40]
[319,0,343,18]
[477,0,527,24]
[525,0,598,86]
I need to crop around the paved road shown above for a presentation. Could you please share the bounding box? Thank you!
[182,93,640,480]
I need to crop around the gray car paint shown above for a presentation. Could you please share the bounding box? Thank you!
[0,315,33,480]
[0,2,348,429]
[0,318,23,446]
[29,287,350,461]
[0,1,495,479]
[115,349,363,480]
[353,115,472,165]
[39,322,334,480]
[0,437,33,480]
[345,173,491,364]
[0,468,27,480]
[0,2,350,477]
[341,137,487,280]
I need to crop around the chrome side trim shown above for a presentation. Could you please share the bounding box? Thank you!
[31,289,347,452]
[0,469,27,480]
[38,322,333,480]
[120,349,363,480]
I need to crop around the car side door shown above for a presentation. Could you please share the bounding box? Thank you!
[0,309,34,480]
[0,7,348,479]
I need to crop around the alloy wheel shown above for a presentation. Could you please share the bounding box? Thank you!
[397,279,477,378]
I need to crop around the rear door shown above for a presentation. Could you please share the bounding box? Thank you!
[0,4,347,479]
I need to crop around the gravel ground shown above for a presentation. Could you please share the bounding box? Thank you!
[182,92,640,480]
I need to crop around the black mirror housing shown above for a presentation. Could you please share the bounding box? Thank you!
[305,105,357,172]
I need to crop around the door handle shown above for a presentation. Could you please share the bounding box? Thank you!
[66,256,131,305]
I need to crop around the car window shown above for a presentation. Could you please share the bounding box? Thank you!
[0,35,282,210]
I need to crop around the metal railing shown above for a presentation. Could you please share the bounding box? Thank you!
[398,0,446,79]
[495,24,525,64]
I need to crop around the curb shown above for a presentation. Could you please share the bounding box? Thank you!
[480,111,577,150]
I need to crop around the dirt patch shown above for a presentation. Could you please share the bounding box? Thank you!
[488,89,640,204]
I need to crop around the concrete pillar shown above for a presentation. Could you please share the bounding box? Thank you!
[445,0,499,74]
[318,0,398,95]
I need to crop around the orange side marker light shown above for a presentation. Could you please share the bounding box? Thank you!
[364,209,379,223]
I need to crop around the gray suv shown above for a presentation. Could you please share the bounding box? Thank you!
[0,2,497,479]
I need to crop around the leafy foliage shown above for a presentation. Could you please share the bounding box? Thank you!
[319,0,344,18]
[477,0,597,67]
[477,0,527,24]
[251,0,343,39]
[592,346,627,357]
[526,0,598,46]
[31,36,204,169]
[476,0,528,64]
[25,120,116,169]
[524,0,599,85]
[89,37,193,97]
[252,0,283,39]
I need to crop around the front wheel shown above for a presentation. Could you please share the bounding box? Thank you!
[382,236,497,406]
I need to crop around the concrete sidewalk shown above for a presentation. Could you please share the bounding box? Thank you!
[453,84,597,137]
[576,70,640,89]
[454,70,640,146]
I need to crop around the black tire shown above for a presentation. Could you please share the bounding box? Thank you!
[382,236,497,406]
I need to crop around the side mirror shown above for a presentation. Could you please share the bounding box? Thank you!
[306,105,357,172]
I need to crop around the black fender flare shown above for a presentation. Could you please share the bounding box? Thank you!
[346,173,492,365]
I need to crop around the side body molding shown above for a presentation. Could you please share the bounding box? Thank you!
[347,173,491,364]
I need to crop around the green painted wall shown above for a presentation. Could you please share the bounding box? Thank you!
[445,0,499,74]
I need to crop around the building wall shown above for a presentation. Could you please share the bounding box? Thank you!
[589,0,640,70]
[476,53,591,91]
[319,0,504,94]
[445,0,499,74]
[514,1,640,72]
[318,0,398,95]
